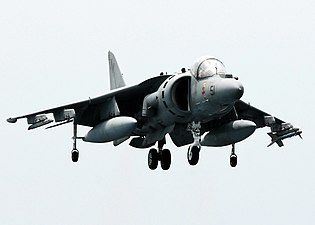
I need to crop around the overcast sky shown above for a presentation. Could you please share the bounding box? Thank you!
[1,0,314,225]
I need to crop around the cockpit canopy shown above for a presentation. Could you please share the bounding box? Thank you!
[191,56,226,79]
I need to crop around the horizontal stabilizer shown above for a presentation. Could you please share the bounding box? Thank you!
[129,137,155,149]
[113,136,130,146]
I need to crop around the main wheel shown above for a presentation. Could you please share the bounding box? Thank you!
[148,148,158,170]
[71,149,79,162]
[230,154,237,167]
[161,149,171,170]
[187,145,200,166]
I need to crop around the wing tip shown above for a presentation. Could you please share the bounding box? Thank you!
[7,117,17,123]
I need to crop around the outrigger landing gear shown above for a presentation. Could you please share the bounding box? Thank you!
[71,121,79,162]
[147,137,171,170]
[230,144,237,167]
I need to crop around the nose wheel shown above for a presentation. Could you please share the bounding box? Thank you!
[230,144,237,167]
[187,145,200,165]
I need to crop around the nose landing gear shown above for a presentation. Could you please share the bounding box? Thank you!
[187,145,200,165]
[187,121,201,166]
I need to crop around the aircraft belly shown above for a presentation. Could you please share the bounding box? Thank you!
[189,101,233,123]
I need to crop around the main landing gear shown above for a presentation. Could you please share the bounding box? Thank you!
[148,138,171,170]
[71,121,79,162]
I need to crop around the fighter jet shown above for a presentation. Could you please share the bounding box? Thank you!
[7,52,302,169]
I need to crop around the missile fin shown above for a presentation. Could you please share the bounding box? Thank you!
[276,140,284,147]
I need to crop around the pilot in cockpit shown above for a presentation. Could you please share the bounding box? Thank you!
[191,56,227,79]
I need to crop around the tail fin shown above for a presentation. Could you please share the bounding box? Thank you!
[108,51,126,90]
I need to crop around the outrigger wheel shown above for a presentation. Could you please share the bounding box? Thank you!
[71,149,79,162]
[230,144,237,167]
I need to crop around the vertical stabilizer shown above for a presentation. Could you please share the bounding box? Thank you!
[108,51,126,90]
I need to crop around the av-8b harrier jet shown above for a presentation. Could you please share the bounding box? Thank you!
[7,52,302,170]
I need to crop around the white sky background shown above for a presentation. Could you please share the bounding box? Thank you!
[1,0,314,224]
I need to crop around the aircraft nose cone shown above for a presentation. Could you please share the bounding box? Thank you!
[215,79,244,104]
[236,83,244,99]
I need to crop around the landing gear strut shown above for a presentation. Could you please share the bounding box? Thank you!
[187,121,201,166]
[147,137,171,170]
[230,144,237,167]
[71,121,79,162]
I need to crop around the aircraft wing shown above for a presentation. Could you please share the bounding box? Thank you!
[7,75,170,128]
[234,100,284,128]
[234,100,302,147]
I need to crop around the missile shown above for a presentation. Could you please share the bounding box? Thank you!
[201,120,256,147]
[267,128,302,147]
[28,119,53,130]
[46,119,74,129]
[83,116,137,143]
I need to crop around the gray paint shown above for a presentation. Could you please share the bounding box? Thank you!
[6,53,301,167]
[1,0,313,224]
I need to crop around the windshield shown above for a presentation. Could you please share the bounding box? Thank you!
[191,56,226,79]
